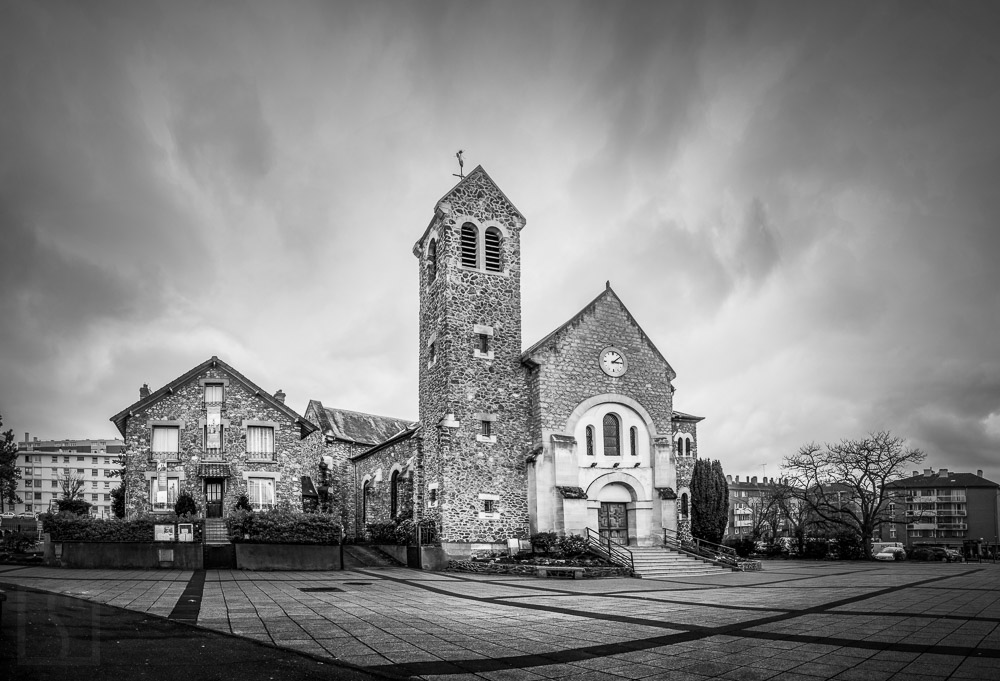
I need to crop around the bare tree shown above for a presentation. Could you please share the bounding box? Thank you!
[746,488,782,541]
[60,474,86,501]
[782,431,925,559]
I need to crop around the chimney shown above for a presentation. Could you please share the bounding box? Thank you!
[735,475,740,483]
[752,476,758,483]
[24,432,29,444]
[978,470,984,477]
[913,470,919,477]
[937,468,948,477]
[139,383,150,399]
[274,389,286,404]
[924,468,934,476]
[726,475,732,482]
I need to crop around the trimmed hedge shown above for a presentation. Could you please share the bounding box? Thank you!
[41,513,203,542]
[226,509,340,544]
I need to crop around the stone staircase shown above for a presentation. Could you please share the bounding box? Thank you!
[203,518,229,545]
[628,545,733,579]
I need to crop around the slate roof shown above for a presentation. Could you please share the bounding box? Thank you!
[521,282,676,379]
[307,400,416,446]
[109,356,318,439]
[885,471,1000,489]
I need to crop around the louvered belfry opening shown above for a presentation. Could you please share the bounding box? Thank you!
[461,223,478,268]
[484,227,502,271]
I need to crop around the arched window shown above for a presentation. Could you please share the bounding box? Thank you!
[390,470,399,518]
[676,437,684,455]
[460,223,478,268]
[630,427,637,456]
[484,227,502,272]
[681,493,689,518]
[586,426,595,456]
[686,439,692,456]
[428,239,438,281]
[362,480,372,525]
[603,413,620,456]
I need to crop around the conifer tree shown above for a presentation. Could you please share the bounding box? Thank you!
[690,458,730,544]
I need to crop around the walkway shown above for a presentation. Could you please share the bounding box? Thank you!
[2,561,999,679]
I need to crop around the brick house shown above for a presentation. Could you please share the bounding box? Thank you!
[110,357,319,518]
[318,166,705,556]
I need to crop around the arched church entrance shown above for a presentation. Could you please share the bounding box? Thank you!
[596,483,632,544]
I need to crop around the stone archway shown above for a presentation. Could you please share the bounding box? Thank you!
[584,473,653,546]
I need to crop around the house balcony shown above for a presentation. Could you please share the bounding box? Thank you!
[200,449,226,462]
[149,451,180,464]
[937,523,968,530]
[907,523,937,530]
[905,495,966,503]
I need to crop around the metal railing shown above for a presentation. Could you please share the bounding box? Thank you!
[246,451,276,462]
[662,527,740,570]
[584,527,634,574]
[149,451,180,463]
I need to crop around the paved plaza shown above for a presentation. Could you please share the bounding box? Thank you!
[2,560,999,680]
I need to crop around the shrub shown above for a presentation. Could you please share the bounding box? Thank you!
[174,491,198,517]
[831,531,864,560]
[227,508,340,544]
[557,534,588,557]
[42,514,155,542]
[3,531,38,553]
[530,532,559,553]
[55,498,93,516]
[802,540,829,560]
[235,494,253,512]
[366,521,398,544]
[111,485,126,518]
[724,536,757,558]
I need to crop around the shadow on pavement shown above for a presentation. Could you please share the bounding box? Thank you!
[0,583,391,681]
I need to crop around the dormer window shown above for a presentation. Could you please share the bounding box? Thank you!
[205,384,223,404]
[460,223,478,268]
[484,227,502,271]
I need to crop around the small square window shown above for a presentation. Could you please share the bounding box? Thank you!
[483,499,496,514]
[92,469,98,476]
[77,456,84,462]
[51,456,58,463]
[92,457,98,463]
[63,456,69,463]
[205,384,224,403]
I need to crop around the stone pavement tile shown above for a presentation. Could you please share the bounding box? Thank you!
[421,674,483,681]
[899,662,961,678]
[718,665,782,681]
[787,661,854,678]
[477,668,551,680]
[868,650,920,663]
[336,653,394,667]
[679,659,738,676]
[747,657,810,673]
[829,667,895,681]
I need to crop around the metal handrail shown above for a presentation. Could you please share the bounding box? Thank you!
[662,527,740,570]
[585,527,634,574]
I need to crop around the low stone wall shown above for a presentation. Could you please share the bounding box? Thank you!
[447,561,629,578]
[234,543,340,571]
[52,541,203,569]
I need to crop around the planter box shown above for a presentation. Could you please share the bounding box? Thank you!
[52,541,203,569]
[372,544,449,571]
[234,543,340,571]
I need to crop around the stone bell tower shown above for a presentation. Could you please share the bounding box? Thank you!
[411,166,531,548]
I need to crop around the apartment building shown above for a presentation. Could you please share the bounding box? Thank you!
[14,435,125,517]
[884,468,1000,553]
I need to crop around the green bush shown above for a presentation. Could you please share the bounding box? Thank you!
[234,494,252,512]
[365,521,398,544]
[3,531,38,553]
[724,536,757,558]
[530,532,559,553]
[556,534,588,556]
[831,531,864,560]
[802,539,829,559]
[42,514,155,542]
[54,498,93,516]
[227,508,340,544]
[174,491,198,517]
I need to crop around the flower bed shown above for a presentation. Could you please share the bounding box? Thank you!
[447,560,629,578]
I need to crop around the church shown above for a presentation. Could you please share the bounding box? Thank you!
[307,165,704,559]
[111,165,703,561]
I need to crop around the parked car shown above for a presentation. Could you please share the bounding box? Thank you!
[912,547,957,562]
[875,546,906,561]
[945,549,964,562]
[0,511,15,519]
[17,512,36,519]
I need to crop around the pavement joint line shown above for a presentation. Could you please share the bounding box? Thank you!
[168,568,206,622]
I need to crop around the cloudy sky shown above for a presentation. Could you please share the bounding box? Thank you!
[2,0,998,481]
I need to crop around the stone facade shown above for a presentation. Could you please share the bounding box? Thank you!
[353,434,419,530]
[411,167,532,545]
[110,357,319,518]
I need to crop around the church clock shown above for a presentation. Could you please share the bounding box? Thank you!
[599,347,627,377]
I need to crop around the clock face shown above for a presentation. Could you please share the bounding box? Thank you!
[599,347,627,377]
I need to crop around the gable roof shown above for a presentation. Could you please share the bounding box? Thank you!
[521,282,676,379]
[351,423,422,463]
[413,165,525,254]
[109,356,318,439]
[885,471,999,489]
[307,400,416,446]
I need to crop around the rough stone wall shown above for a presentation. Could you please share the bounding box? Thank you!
[526,290,676,444]
[122,366,319,517]
[414,168,531,543]
[352,438,418,535]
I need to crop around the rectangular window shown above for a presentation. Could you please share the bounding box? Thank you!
[428,341,437,366]
[483,499,496,514]
[427,484,439,508]
[51,456,58,463]
[92,469,98,476]
[35,492,42,500]
[481,420,492,438]
[152,426,180,459]
[24,455,29,463]
[76,468,84,474]
[105,481,110,488]
[149,476,179,511]
[92,457,98,464]
[91,494,98,502]
[478,334,490,354]
[63,456,69,463]
[205,384,224,403]
[63,468,70,474]
[247,478,275,511]
[104,494,111,501]
[77,456,84,462]
[33,455,40,462]
[246,426,275,460]
[51,481,58,488]
[24,467,32,476]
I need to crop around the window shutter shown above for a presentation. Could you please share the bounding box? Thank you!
[460,223,478,268]
[484,228,501,271]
